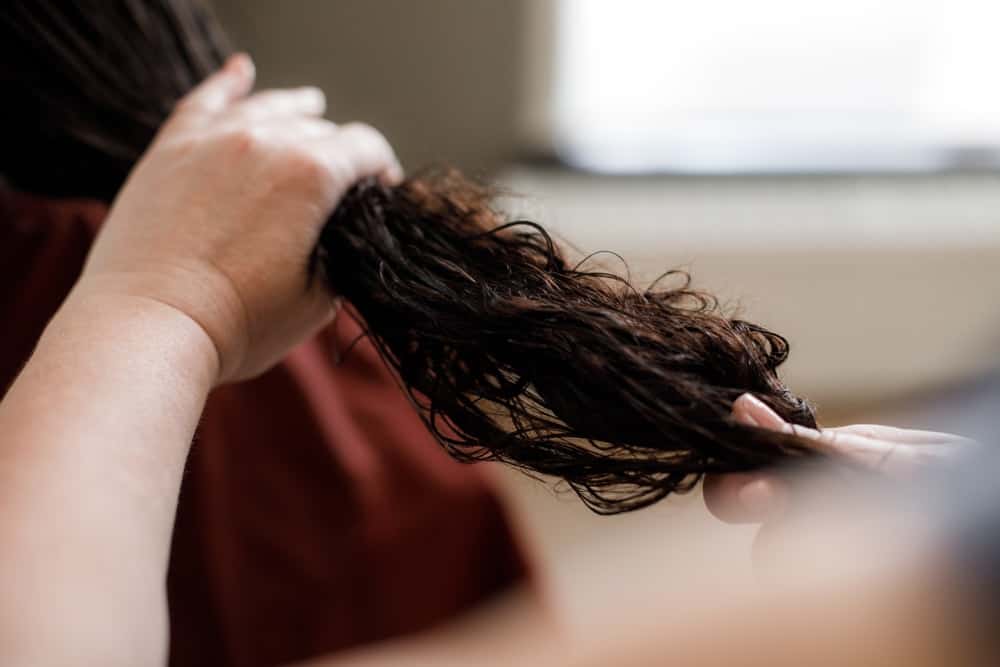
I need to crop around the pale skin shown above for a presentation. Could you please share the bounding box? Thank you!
[0,54,403,665]
[0,55,988,666]
[297,397,986,667]
[704,393,978,545]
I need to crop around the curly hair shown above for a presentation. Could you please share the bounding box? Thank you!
[2,0,817,513]
[318,172,817,512]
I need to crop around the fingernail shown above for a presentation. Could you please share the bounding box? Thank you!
[733,402,760,427]
[741,394,789,431]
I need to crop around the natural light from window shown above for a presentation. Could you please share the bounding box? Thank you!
[552,0,1000,173]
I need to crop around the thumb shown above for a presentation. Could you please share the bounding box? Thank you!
[736,394,904,472]
[733,393,792,432]
[175,53,256,119]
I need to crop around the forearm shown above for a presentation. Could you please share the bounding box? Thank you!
[290,584,564,667]
[291,557,984,667]
[0,285,217,665]
[565,557,985,667]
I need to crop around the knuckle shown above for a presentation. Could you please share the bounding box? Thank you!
[322,154,354,187]
[173,95,201,116]
[161,100,204,133]
[819,430,840,446]
[225,125,268,154]
[242,91,282,113]
[284,148,334,187]
[842,424,880,440]
[855,426,878,439]
[340,120,376,135]
[341,121,388,148]
[301,86,326,107]
[167,135,201,157]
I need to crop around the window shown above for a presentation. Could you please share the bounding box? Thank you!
[548,0,1000,173]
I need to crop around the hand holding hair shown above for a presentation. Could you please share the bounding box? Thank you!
[0,48,410,665]
[705,394,978,525]
[5,0,819,515]
[314,173,817,513]
[81,54,402,383]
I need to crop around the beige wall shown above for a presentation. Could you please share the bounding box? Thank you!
[501,168,1000,422]
[213,0,527,174]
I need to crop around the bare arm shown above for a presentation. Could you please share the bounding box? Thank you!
[0,287,217,664]
[0,54,400,666]
[297,471,989,667]
[289,528,984,667]
[566,554,985,667]
[0,53,987,667]
[288,584,558,667]
[297,395,991,667]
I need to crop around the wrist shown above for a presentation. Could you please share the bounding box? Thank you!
[60,277,223,390]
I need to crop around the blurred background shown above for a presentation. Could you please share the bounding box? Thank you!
[214,0,1000,636]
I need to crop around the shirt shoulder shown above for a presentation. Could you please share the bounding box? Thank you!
[0,189,105,388]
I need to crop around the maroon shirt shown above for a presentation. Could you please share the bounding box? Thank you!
[0,188,525,667]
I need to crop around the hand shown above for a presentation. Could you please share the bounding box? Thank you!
[79,53,402,383]
[704,393,977,525]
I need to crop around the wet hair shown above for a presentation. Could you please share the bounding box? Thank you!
[0,0,229,201]
[2,0,817,513]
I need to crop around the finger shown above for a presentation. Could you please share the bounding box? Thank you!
[379,160,405,186]
[738,392,972,448]
[705,394,790,523]
[786,425,897,469]
[733,393,793,432]
[314,122,402,191]
[379,166,405,186]
[176,53,255,119]
[251,117,339,142]
[703,394,788,523]
[733,393,900,471]
[704,473,786,524]
[829,424,973,445]
[789,425,974,479]
[291,117,340,139]
[232,86,326,122]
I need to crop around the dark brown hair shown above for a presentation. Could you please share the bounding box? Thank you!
[2,0,817,513]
